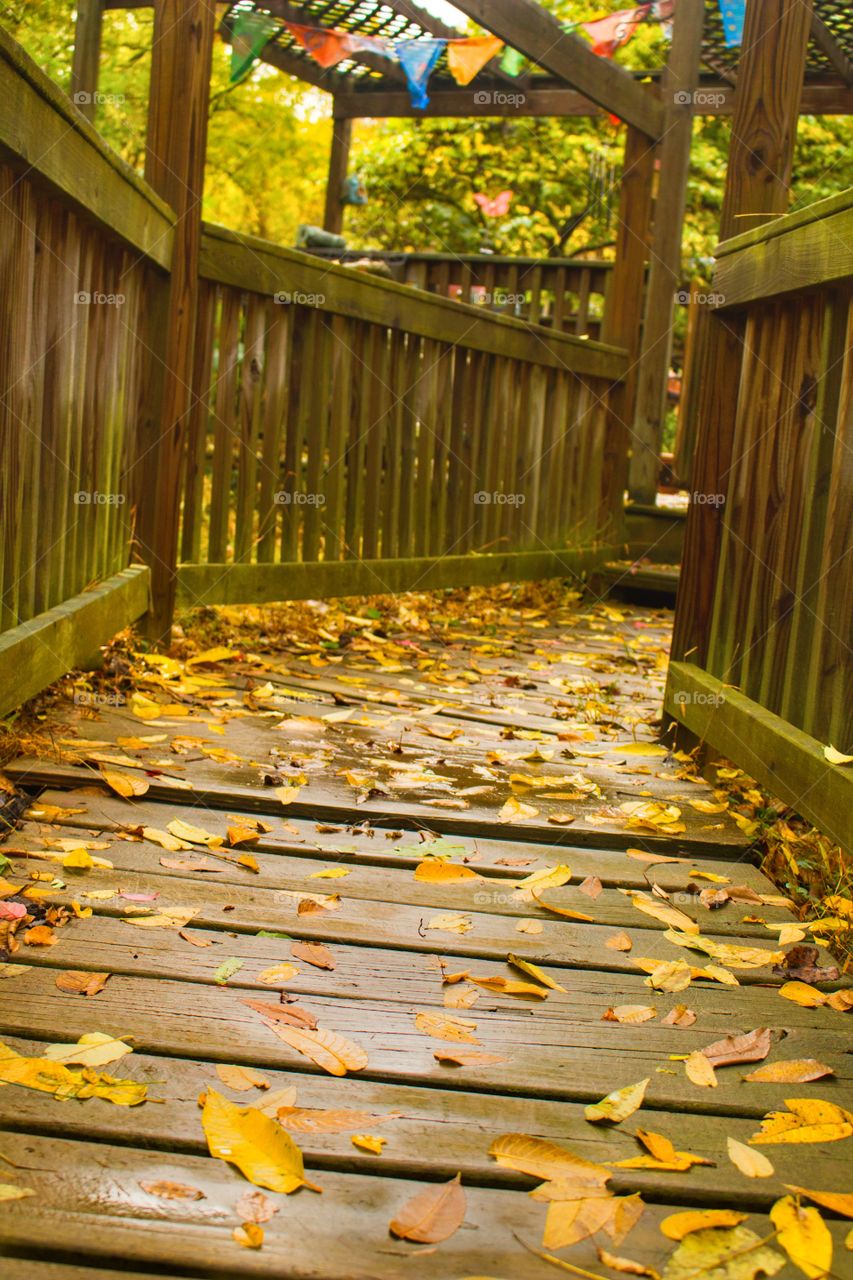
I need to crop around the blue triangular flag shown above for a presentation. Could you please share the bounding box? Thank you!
[396,38,446,110]
[717,0,746,48]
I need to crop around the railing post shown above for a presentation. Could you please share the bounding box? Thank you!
[324,117,353,236]
[629,0,705,503]
[138,0,216,645]
[600,125,656,533]
[70,0,104,123]
[671,0,814,670]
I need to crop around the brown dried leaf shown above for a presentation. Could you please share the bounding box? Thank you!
[291,942,336,970]
[54,970,110,997]
[139,1180,205,1201]
[235,1189,279,1223]
[606,932,633,952]
[434,1050,508,1067]
[662,1005,696,1027]
[602,1005,656,1025]
[743,1059,834,1084]
[261,1020,368,1076]
[701,1027,771,1068]
[389,1173,466,1243]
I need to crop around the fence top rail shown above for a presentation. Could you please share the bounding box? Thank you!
[200,222,628,381]
[304,248,613,274]
[715,184,853,258]
[0,23,174,267]
[711,184,853,308]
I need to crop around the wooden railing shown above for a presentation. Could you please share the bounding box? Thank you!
[0,26,156,714]
[303,249,611,337]
[667,189,853,849]
[175,226,628,607]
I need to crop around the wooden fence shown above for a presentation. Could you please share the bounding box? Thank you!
[667,189,853,848]
[176,228,627,608]
[303,250,611,336]
[0,25,629,711]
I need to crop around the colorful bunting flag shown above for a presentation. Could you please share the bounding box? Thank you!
[581,6,649,58]
[286,22,355,69]
[229,10,281,85]
[396,38,447,110]
[447,35,505,86]
[499,46,526,77]
[717,0,746,47]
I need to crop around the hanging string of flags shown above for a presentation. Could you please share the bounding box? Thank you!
[228,10,504,107]
[571,1,675,60]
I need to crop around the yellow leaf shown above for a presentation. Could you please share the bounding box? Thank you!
[233,1223,264,1249]
[585,1078,649,1125]
[186,647,237,666]
[784,1186,853,1218]
[309,867,351,879]
[602,1005,657,1024]
[662,1226,785,1279]
[531,891,593,922]
[61,849,93,870]
[351,1134,386,1155]
[216,1064,270,1092]
[635,959,693,992]
[426,912,473,934]
[414,860,481,883]
[749,1098,853,1145]
[498,796,539,824]
[664,932,782,969]
[488,1134,610,1186]
[467,974,549,999]
[257,963,299,986]
[415,1011,480,1044]
[100,767,149,799]
[779,982,827,1007]
[660,1209,748,1240]
[42,1032,133,1067]
[823,745,853,765]
[202,1089,316,1194]
[0,1184,34,1202]
[688,800,729,814]
[606,932,633,952]
[770,1195,833,1279]
[684,1052,717,1088]
[514,865,572,891]
[629,893,698,934]
[167,819,223,848]
[261,1021,368,1076]
[609,743,668,758]
[123,908,198,929]
[744,1060,833,1085]
[142,827,192,852]
[507,954,567,992]
[727,1137,774,1178]
[275,786,302,806]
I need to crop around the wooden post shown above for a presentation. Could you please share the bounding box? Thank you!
[138,0,216,644]
[671,0,814,669]
[600,125,656,531]
[70,0,105,123]
[324,117,352,235]
[629,0,705,503]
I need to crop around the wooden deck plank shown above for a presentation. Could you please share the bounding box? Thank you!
[1,1036,849,1210]
[24,791,771,889]
[4,823,793,938]
[0,1134,844,1280]
[2,856,822,982]
[2,968,850,1118]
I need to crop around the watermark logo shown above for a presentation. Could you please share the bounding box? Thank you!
[73,90,125,107]
[73,690,126,708]
[75,291,125,306]
[690,491,725,508]
[676,288,725,307]
[74,491,126,505]
[672,690,726,708]
[274,291,326,307]
[274,492,326,506]
[674,90,726,109]
[472,290,525,308]
[473,90,527,108]
[474,491,526,506]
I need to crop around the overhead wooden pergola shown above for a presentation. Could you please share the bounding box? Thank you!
[70,0,853,510]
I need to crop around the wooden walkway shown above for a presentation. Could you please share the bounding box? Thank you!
[1,597,850,1278]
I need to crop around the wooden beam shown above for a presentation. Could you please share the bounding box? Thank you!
[810,12,853,86]
[323,117,352,235]
[70,0,105,123]
[138,0,216,645]
[332,77,853,118]
[0,567,150,719]
[447,0,663,137]
[665,662,853,854]
[671,0,815,673]
[600,125,656,517]
[629,0,705,503]
[176,546,618,609]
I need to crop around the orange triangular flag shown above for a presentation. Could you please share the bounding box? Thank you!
[447,35,504,86]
